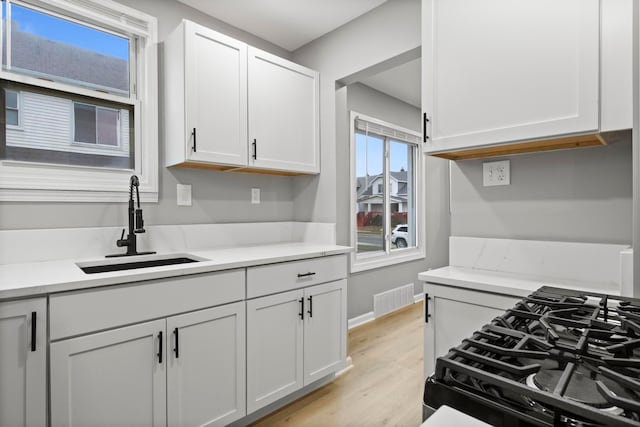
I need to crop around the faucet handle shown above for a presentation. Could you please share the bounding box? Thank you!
[116,229,128,247]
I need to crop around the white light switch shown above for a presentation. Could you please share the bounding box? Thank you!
[251,188,260,204]
[483,160,510,187]
[177,184,192,206]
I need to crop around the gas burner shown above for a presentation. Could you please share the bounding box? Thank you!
[525,370,624,414]
[426,286,640,426]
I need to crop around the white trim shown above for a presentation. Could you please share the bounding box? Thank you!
[349,111,426,273]
[334,356,354,377]
[347,296,423,330]
[347,311,375,330]
[0,0,158,202]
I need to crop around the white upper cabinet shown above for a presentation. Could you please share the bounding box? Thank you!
[165,21,248,167]
[248,47,320,174]
[422,0,631,156]
[165,20,320,174]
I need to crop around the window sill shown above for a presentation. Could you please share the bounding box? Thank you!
[350,248,425,274]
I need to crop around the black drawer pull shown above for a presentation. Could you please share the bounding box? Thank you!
[252,139,257,160]
[299,297,304,320]
[192,128,197,152]
[173,328,179,359]
[157,331,163,364]
[297,272,316,278]
[31,311,36,352]
[307,295,313,318]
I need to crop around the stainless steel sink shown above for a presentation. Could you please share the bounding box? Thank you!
[77,253,207,274]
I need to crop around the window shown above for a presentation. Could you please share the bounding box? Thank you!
[0,0,158,202]
[350,112,424,272]
[5,89,18,126]
[74,103,120,147]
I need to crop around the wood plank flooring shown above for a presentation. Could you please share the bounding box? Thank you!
[249,301,424,427]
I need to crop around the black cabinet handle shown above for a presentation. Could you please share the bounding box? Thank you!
[31,311,36,352]
[252,139,257,160]
[425,293,432,323]
[423,113,430,143]
[173,328,179,359]
[299,297,304,320]
[157,331,163,363]
[192,128,197,152]
[307,295,313,318]
[297,272,316,278]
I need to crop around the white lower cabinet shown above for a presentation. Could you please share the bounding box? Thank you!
[50,319,167,427]
[51,302,246,427]
[303,280,346,384]
[0,298,46,427]
[167,302,246,427]
[246,279,347,413]
[423,283,521,378]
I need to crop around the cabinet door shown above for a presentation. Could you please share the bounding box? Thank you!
[185,20,248,166]
[303,280,347,385]
[0,298,46,427]
[167,302,246,427]
[423,284,520,377]
[51,320,166,427]
[246,290,304,413]
[423,0,599,153]
[248,46,319,174]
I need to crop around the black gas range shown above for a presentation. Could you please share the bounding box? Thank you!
[423,286,640,426]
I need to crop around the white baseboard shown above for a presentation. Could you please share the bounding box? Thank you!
[348,311,375,329]
[335,356,354,377]
[348,294,423,330]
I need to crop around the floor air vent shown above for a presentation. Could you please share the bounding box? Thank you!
[373,283,414,318]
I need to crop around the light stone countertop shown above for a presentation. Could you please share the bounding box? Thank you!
[418,266,620,298]
[0,242,352,301]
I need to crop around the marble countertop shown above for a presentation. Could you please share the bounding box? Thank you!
[0,242,352,301]
[418,266,620,298]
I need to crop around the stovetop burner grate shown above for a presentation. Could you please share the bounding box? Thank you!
[429,286,640,427]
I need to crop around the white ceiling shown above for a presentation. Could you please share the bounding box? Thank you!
[176,0,388,51]
[360,58,421,108]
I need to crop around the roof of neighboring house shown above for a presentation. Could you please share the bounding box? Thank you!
[356,169,409,200]
[11,26,129,93]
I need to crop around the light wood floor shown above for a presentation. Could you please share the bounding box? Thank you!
[250,301,424,427]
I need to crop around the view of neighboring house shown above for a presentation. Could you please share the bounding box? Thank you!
[356,169,409,214]
[4,26,132,168]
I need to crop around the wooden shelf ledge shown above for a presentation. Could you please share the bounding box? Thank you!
[430,134,607,161]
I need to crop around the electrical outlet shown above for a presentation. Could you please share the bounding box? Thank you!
[251,188,260,204]
[177,184,192,206]
[483,160,510,187]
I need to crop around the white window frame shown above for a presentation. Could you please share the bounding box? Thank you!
[0,0,158,202]
[350,111,425,273]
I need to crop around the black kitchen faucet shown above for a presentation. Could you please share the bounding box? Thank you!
[107,175,156,257]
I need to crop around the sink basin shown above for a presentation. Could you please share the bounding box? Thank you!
[77,254,207,274]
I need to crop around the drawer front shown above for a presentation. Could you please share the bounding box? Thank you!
[50,269,245,340]
[247,255,347,299]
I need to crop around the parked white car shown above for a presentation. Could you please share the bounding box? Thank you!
[391,224,408,248]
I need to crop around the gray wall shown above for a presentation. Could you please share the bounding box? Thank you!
[450,141,633,244]
[294,0,450,319]
[291,0,423,225]
[338,83,449,318]
[0,0,294,230]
